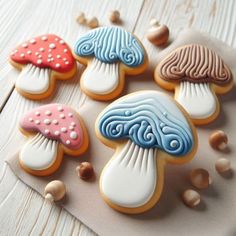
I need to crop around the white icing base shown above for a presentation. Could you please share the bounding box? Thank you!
[16,64,50,94]
[81,58,119,95]
[101,140,157,208]
[20,133,58,170]
[176,81,216,119]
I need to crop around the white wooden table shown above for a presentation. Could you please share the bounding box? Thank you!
[0,0,235,235]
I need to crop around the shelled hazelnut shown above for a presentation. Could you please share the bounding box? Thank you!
[76,162,94,180]
[215,158,231,173]
[109,10,120,23]
[87,17,99,28]
[189,168,212,189]
[146,19,169,46]
[209,130,228,150]
[182,189,201,208]
[76,12,86,25]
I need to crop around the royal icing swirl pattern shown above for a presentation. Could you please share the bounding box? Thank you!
[74,26,145,67]
[10,34,75,73]
[98,91,193,156]
[158,44,232,84]
[20,104,83,150]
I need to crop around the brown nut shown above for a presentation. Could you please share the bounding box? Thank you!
[215,158,231,173]
[182,189,200,208]
[146,24,169,46]
[76,162,94,180]
[76,12,86,25]
[44,180,66,202]
[109,10,120,23]
[87,17,99,28]
[189,168,212,189]
[209,130,228,150]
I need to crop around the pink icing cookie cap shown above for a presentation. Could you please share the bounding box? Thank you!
[20,104,84,150]
[10,34,75,73]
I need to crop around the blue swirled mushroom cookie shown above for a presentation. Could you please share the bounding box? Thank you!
[154,44,234,125]
[74,26,148,101]
[95,90,198,214]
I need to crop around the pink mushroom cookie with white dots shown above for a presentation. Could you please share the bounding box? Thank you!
[10,34,77,100]
[19,104,89,176]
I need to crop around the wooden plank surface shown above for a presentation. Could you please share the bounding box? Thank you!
[0,0,235,235]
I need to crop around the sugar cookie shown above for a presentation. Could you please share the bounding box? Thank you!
[95,91,197,214]
[19,104,89,176]
[154,44,234,125]
[74,26,148,101]
[10,34,77,100]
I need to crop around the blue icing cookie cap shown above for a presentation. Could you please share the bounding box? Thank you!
[74,26,145,67]
[98,91,194,156]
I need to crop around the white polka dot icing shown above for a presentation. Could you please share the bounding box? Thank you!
[53,119,58,124]
[49,43,56,49]
[29,39,36,44]
[60,114,65,119]
[45,110,52,116]
[70,131,78,139]
[41,36,48,41]
[44,119,51,125]
[54,130,60,136]
[19,104,84,149]
[45,129,50,134]
[61,127,67,133]
[10,34,75,73]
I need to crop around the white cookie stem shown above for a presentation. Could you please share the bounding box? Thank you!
[100,140,157,208]
[20,133,58,170]
[81,58,119,95]
[16,64,50,94]
[176,81,217,119]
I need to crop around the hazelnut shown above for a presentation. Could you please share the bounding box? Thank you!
[215,158,231,173]
[76,162,94,180]
[44,180,66,202]
[189,168,212,189]
[87,17,99,28]
[182,189,200,208]
[209,130,228,150]
[109,10,120,23]
[146,21,169,46]
[76,12,86,25]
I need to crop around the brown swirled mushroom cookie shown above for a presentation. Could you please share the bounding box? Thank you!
[154,44,234,125]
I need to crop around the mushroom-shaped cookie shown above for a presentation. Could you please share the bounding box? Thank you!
[10,35,76,100]
[155,44,233,125]
[19,104,88,176]
[74,26,148,100]
[96,91,197,214]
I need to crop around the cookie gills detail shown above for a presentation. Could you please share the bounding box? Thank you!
[20,133,58,170]
[101,140,157,207]
[74,26,144,67]
[176,81,216,119]
[16,64,50,94]
[81,58,119,94]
